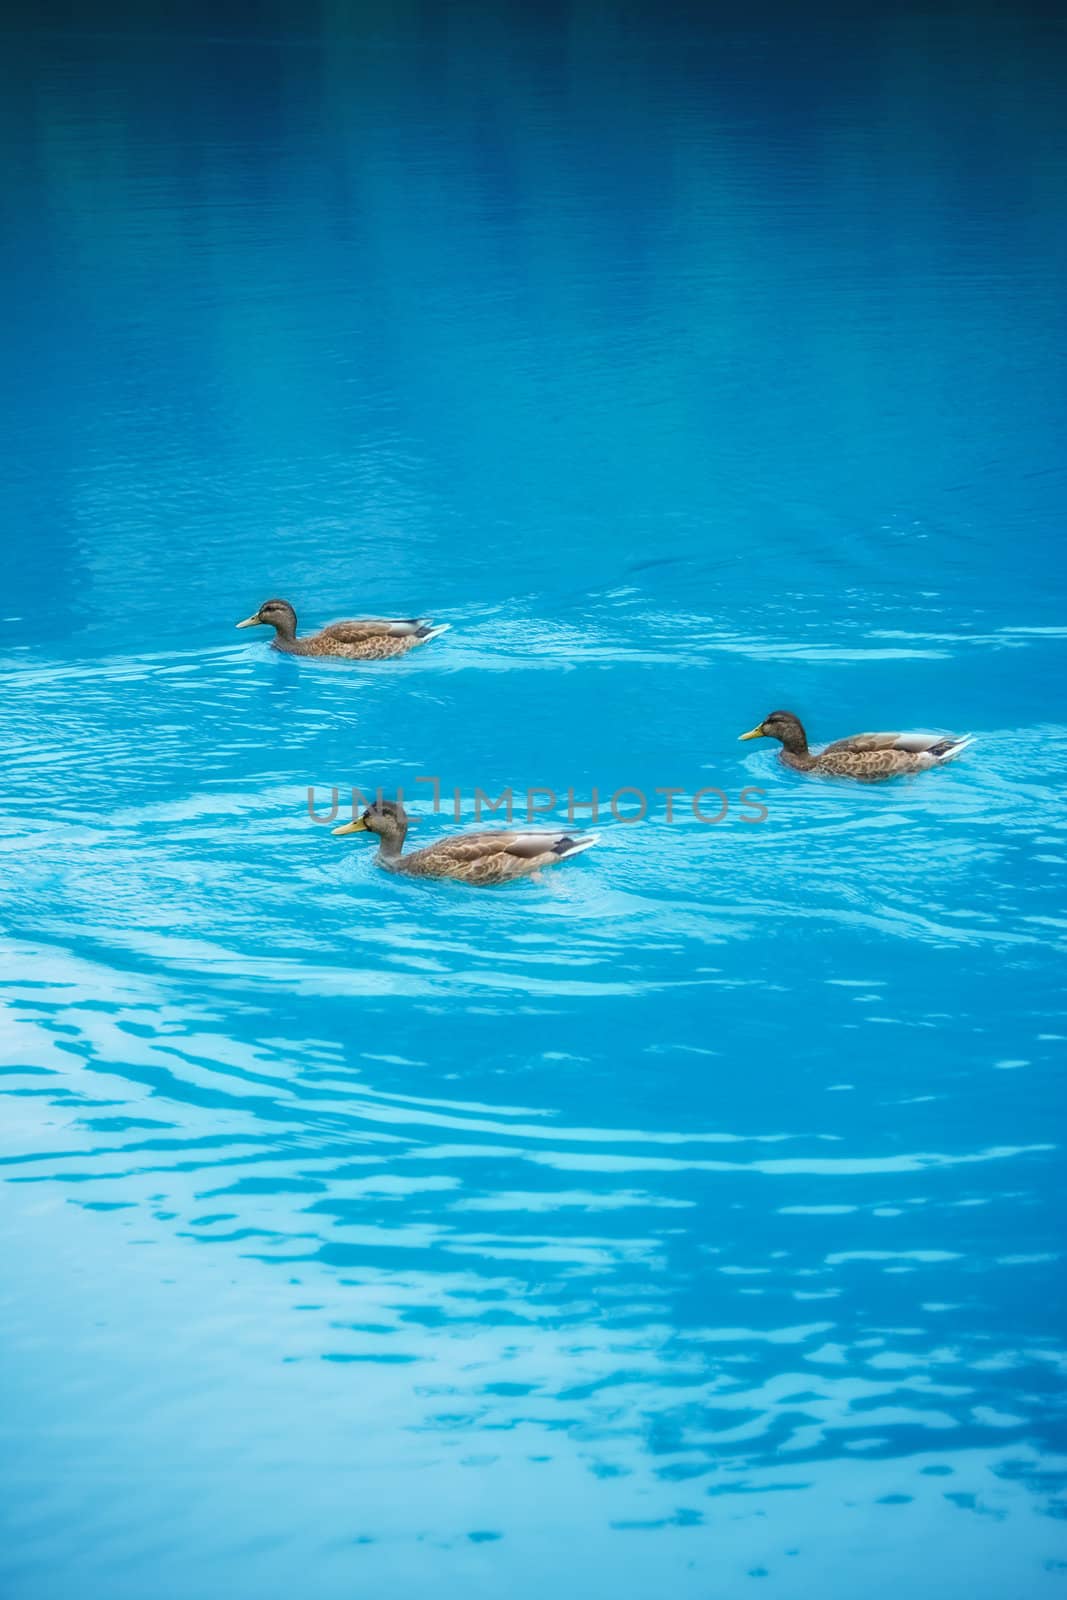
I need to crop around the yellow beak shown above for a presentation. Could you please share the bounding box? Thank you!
[332,818,368,835]
[738,724,766,741]
[235,614,262,629]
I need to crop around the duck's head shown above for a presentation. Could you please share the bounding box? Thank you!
[739,710,808,752]
[333,797,409,850]
[236,599,297,637]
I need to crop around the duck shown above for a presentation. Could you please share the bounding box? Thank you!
[333,798,600,885]
[235,598,448,659]
[739,710,973,781]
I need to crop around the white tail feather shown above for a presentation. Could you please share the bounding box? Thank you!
[937,735,974,763]
[558,833,600,857]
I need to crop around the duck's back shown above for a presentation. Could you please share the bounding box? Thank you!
[399,828,597,884]
[290,619,443,660]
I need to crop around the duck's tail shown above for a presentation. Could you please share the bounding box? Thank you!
[417,622,451,642]
[930,734,975,764]
[552,833,601,859]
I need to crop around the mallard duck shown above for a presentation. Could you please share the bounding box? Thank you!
[739,710,973,781]
[333,799,600,885]
[235,599,448,659]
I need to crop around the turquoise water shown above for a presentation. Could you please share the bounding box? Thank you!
[3,4,1067,1595]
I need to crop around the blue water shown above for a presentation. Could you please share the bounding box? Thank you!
[3,3,1067,1596]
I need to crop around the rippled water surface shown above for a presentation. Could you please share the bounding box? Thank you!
[3,3,1067,1596]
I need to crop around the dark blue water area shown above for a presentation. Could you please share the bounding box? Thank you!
[2,2,1066,1595]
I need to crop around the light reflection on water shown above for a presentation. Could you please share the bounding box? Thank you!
[3,1,1067,1596]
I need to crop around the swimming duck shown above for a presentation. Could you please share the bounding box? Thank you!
[739,710,973,781]
[333,799,600,885]
[235,599,448,659]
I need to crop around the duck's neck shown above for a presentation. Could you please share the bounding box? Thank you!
[377,830,407,862]
[781,746,817,771]
[779,723,809,758]
[269,613,298,642]
[777,723,816,769]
